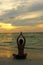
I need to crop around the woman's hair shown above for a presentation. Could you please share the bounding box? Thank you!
[19,39,23,45]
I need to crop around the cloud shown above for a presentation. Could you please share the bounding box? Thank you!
[0,0,21,16]
[3,11,42,26]
[35,24,43,29]
[0,10,43,26]
[0,0,43,30]
[15,24,43,32]
[0,0,43,16]
[14,11,43,20]
[28,3,43,12]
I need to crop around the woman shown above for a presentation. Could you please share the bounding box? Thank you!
[17,32,26,56]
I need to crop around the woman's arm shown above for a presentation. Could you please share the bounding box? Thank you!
[17,32,21,45]
[21,32,26,46]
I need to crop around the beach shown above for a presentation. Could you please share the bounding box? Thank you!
[0,58,43,65]
[0,48,43,65]
[0,33,43,65]
[0,0,43,64]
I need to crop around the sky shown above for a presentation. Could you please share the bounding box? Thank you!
[0,0,43,32]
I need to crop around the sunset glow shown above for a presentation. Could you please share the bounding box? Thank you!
[0,23,43,32]
[0,23,17,30]
[0,0,43,32]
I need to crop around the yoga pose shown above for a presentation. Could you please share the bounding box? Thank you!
[13,32,27,59]
[17,32,26,56]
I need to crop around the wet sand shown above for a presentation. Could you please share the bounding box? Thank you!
[0,49,43,65]
[0,58,43,65]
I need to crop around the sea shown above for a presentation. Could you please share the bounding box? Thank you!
[0,32,43,65]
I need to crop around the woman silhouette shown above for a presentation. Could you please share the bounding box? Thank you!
[17,32,26,56]
[13,32,27,59]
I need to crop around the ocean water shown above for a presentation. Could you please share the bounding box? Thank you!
[0,32,43,46]
[0,32,43,65]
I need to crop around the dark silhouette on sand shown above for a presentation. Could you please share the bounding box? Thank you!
[17,32,26,56]
[13,32,27,59]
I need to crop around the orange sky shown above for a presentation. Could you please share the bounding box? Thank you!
[0,23,43,32]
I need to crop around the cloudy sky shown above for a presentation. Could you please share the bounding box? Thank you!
[0,0,43,32]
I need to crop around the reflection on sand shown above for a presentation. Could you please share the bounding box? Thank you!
[0,50,12,58]
[0,46,43,59]
[0,46,14,58]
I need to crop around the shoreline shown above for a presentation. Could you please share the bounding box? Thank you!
[0,49,43,65]
[0,57,43,65]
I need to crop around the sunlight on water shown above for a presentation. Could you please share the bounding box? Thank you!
[0,50,12,58]
[0,33,43,58]
[0,33,13,43]
[0,46,13,58]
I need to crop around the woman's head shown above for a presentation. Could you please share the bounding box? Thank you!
[19,39,23,45]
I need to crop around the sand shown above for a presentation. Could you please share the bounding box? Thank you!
[0,58,43,65]
[0,49,43,65]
